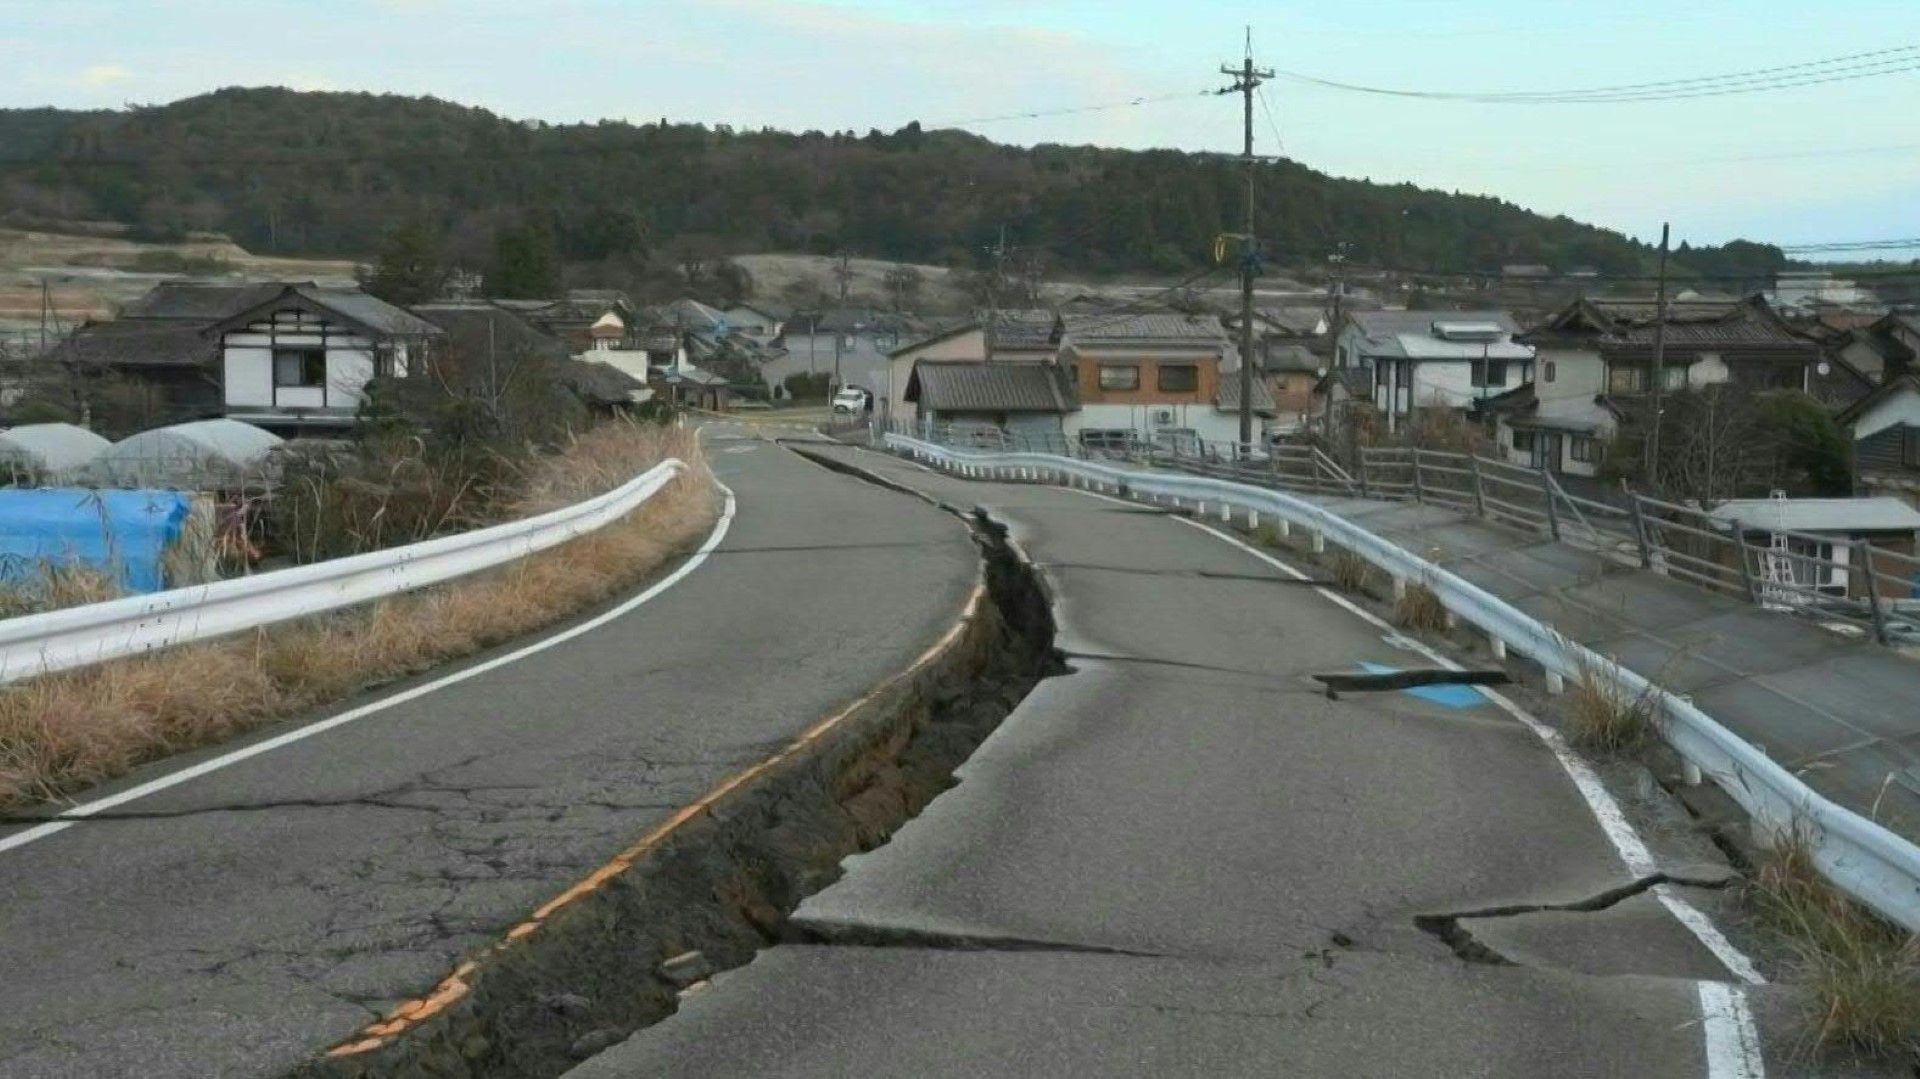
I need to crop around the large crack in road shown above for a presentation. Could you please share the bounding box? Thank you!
[294,484,1065,1079]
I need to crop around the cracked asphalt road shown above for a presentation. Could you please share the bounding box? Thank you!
[571,444,1769,1078]
[0,429,979,1079]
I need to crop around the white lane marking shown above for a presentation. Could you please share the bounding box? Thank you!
[1699,982,1766,1079]
[1034,483,1766,1077]
[1163,516,1764,974]
[1155,511,1767,1077]
[0,484,739,857]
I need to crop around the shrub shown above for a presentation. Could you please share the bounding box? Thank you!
[1749,832,1920,1060]
[1394,582,1448,633]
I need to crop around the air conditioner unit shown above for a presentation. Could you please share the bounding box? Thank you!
[1151,408,1175,426]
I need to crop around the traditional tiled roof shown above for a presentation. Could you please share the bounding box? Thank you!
[1062,312,1227,346]
[413,304,569,361]
[1259,342,1323,373]
[1214,374,1277,416]
[119,282,291,321]
[561,360,646,405]
[906,361,1076,413]
[45,320,217,368]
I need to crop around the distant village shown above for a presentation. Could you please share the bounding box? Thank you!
[0,265,1915,519]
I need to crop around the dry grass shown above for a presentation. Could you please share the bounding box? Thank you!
[0,422,716,809]
[1329,548,1373,593]
[1563,664,1657,755]
[1250,522,1284,548]
[1394,582,1448,633]
[1748,833,1920,1061]
[0,561,122,619]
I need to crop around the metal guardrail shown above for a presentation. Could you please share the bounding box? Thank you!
[884,432,1920,934]
[0,459,688,685]
[890,420,1920,645]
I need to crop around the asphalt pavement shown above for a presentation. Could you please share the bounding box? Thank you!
[571,444,1772,1078]
[0,427,979,1078]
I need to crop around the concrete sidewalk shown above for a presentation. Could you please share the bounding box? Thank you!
[571,445,1772,1078]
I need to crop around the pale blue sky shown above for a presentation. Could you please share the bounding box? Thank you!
[3,0,1917,254]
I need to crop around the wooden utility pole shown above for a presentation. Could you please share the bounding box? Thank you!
[1644,222,1671,490]
[984,224,1007,364]
[1221,31,1272,455]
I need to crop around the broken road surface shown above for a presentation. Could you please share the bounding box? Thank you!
[0,429,980,1078]
[570,444,1772,1079]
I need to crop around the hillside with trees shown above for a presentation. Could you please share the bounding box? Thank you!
[0,87,1789,286]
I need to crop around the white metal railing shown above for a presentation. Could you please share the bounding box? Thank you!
[0,459,688,684]
[885,432,1920,934]
[885,419,1920,646]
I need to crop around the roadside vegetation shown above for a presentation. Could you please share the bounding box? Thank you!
[1563,664,1657,755]
[0,422,716,809]
[1748,833,1920,1062]
[1393,582,1448,633]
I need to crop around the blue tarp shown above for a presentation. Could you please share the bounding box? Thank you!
[0,488,193,593]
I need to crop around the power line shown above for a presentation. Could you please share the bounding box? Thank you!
[1255,84,1287,157]
[1777,238,1920,253]
[1276,44,1920,104]
[932,89,1216,127]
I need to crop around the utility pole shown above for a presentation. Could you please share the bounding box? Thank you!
[1220,31,1273,456]
[832,252,851,393]
[1643,222,1671,492]
[984,224,1007,364]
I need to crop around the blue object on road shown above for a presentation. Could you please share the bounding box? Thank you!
[1358,662,1487,709]
[0,488,193,593]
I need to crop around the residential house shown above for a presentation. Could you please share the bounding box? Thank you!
[1706,496,1920,601]
[1058,312,1272,449]
[881,310,1060,424]
[206,285,443,433]
[1827,312,1918,387]
[1335,310,1533,433]
[1494,295,1850,477]
[1837,375,1920,509]
[1224,305,1330,341]
[765,308,917,400]
[904,361,1077,445]
[410,303,648,417]
[494,290,636,349]
[722,302,789,341]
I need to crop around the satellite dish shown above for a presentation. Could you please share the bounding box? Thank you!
[1816,361,1831,375]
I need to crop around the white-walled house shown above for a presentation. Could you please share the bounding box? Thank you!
[1490,295,1845,477]
[1335,311,1533,433]
[206,286,442,432]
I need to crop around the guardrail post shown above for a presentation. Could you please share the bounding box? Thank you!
[1625,487,1654,569]
[1410,449,1424,504]
[1311,529,1325,553]
[1856,538,1890,644]
[1488,635,1506,659]
[1729,518,1758,603]
[1539,469,1561,540]
[1468,456,1487,518]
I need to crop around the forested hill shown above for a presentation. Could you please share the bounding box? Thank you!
[0,87,1786,281]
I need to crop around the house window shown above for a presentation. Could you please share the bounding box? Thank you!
[1608,365,1646,393]
[273,348,326,388]
[1098,364,1140,391]
[1661,364,1687,391]
[1511,429,1536,453]
[1569,435,1597,463]
[1471,360,1508,388]
[1544,360,1556,383]
[1760,365,1804,391]
[1157,364,1199,392]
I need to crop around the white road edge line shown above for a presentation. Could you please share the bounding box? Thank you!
[1159,512,1767,1079]
[1038,482,1766,1079]
[0,482,740,857]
